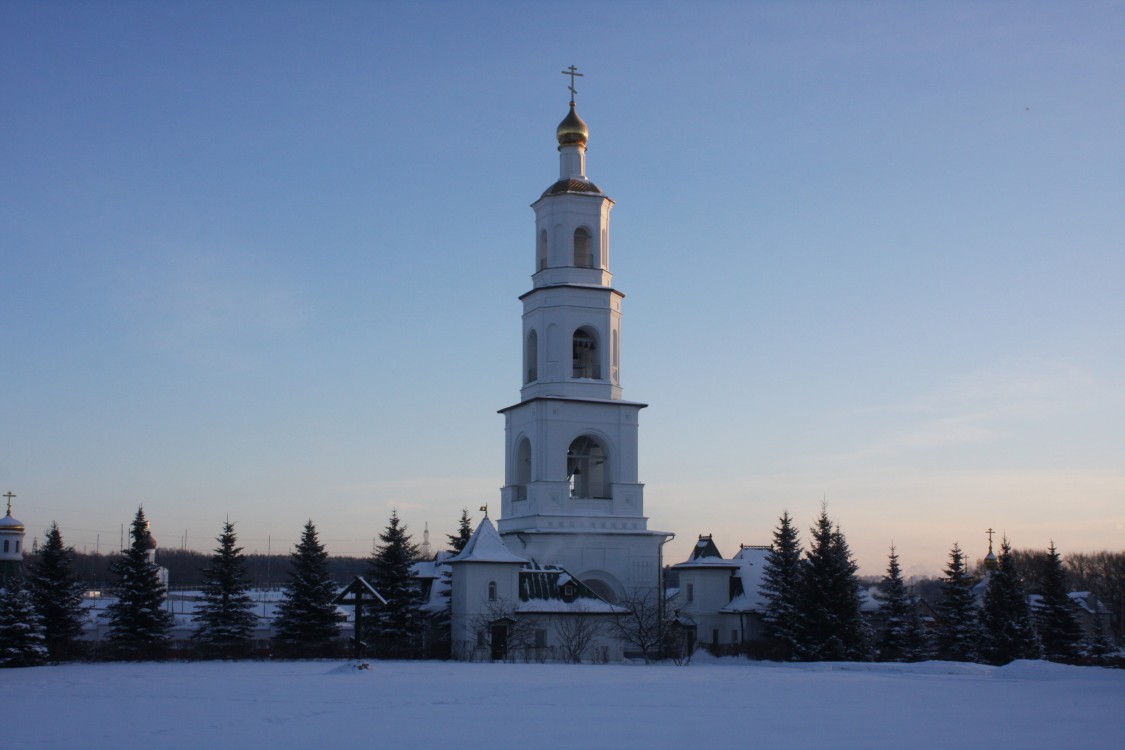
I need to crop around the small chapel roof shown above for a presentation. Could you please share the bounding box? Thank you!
[448,518,527,565]
[0,512,24,532]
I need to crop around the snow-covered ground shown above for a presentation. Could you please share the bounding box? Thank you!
[6,657,1123,749]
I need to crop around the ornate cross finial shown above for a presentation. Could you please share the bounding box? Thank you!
[986,527,995,551]
[2,491,14,515]
[561,65,584,104]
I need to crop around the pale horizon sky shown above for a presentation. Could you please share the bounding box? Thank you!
[2,1,1123,577]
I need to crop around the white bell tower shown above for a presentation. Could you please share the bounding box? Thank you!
[497,70,669,602]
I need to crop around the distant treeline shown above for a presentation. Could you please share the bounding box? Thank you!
[22,548,371,590]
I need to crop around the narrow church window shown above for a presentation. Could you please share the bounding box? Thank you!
[488,581,497,601]
[537,229,548,271]
[525,330,538,383]
[515,438,531,500]
[2,540,8,553]
[567,435,610,499]
[573,227,593,267]
[686,583,694,603]
[572,328,600,379]
[611,329,619,384]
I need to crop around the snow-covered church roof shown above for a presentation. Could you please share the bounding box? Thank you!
[721,545,771,613]
[517,563,625,614]
[447,517,527,565]
[672,534,739,569]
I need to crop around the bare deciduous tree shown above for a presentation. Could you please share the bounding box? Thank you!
[554,606,605,664]
[607,588,668,663]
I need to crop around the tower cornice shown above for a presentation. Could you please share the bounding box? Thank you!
[498,395,648,416]
[518,284,624,302]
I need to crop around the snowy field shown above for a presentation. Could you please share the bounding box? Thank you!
[6,657,1124,749]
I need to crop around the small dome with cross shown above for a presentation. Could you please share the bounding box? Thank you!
[0,492,23,532]
[557,102,589,147]
[1,492,26,567]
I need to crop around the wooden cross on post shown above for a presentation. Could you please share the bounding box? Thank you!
[561,65,583,104]
[332,576,387,660]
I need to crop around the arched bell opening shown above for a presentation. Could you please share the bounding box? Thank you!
[566,435,610,499]
[571,327,600,379]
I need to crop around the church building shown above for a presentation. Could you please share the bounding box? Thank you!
[447,74,671,660]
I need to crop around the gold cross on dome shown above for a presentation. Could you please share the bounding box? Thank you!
[2,491,14,515]
[561,65,584,104]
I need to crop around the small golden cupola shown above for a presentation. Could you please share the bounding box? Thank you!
[556,64,590,147]
[556,102,589,147]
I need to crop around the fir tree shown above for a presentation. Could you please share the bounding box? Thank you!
[1036,542,1082,663]
[0,577,47,667]
[106,506,174,658]
[759,510,803,659]
[877,545,929,662]
[979,538,1039,665]
[193,520,258,655]
[273,520,340,650]
[796,508,870,661]
[368,509,423,656]
[447,508,473,554]
[935,543,981,662]
[1084,603,1112,663]
[26,522,87,661]
[434,509,472,658]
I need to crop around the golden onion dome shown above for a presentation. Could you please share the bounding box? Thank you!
[556,102,589,146]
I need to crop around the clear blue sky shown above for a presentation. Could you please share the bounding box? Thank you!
[3,1,1122,576]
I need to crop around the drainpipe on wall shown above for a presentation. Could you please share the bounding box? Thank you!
[658,532,675,659]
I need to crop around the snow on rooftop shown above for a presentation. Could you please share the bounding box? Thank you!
[448,517,527,564]
[516,598,625,614]
[722,546,771,613]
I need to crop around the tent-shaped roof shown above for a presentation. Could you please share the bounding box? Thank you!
[448,518,527,565]
[672,534,738,570]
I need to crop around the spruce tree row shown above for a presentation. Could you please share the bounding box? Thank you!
[760,507,874,661]
[759,510,1097,665]
[936,537,1091,665]
[5,503,1108,666]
